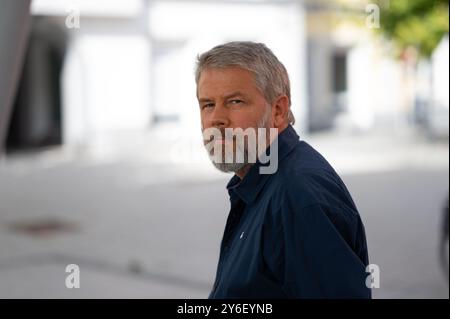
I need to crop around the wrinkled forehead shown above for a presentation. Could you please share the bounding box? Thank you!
[196,67,261,99]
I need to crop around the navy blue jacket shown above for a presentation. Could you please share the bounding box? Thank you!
[208,125,371,299]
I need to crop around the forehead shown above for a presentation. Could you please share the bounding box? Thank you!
[197,67,260,98]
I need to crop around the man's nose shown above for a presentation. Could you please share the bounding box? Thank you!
[210,104,230,128]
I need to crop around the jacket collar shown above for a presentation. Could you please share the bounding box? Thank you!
[227,124,300,205]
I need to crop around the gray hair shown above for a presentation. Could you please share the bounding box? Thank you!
[195,41,295,125]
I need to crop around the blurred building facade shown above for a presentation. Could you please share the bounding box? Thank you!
[5,0,449,153]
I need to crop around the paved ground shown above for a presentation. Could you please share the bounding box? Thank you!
[0,128,448,298]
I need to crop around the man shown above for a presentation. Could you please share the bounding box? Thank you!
[196,41,371,299]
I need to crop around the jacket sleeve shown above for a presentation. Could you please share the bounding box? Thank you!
[262,200,372,299]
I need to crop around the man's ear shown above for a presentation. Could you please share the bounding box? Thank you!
[272,95,290,129]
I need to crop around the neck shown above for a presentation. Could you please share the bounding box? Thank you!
[235,163,253,179]
[235,123,290,180]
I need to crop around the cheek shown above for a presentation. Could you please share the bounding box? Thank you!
[229,107,258,125]
[200,114,214,131]
[236,111,263,128]
[199,112,207,126]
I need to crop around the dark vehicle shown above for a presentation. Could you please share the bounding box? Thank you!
[440,196,449,279]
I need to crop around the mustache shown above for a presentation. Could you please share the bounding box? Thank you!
[201,126,271,145]
[202,129,236,144]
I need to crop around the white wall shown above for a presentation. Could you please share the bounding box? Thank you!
[63,34,152,146]
[347,39,407,131]
[59,0,307,149]
[432,35,449,109]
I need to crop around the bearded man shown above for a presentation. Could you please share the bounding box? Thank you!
[196,41,371,299]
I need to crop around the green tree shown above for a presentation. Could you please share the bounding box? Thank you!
[374,0,449,60]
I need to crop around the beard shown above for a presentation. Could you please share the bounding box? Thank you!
[202,109,272,174]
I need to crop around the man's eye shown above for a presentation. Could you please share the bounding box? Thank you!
[202,103,214,109]
[229,99,244,105]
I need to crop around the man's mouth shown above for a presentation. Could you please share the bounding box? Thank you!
[214,139,228,145]
[204,136,234,144]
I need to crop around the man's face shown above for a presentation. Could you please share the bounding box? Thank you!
[197,67,273,173]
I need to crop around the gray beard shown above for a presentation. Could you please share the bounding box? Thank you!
[211,158,249,174]
[208,111,272,174]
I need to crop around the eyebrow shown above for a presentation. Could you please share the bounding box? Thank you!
[198,91,247,103]
[198,97,213,103]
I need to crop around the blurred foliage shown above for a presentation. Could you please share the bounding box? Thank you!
[373,0,449,60]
